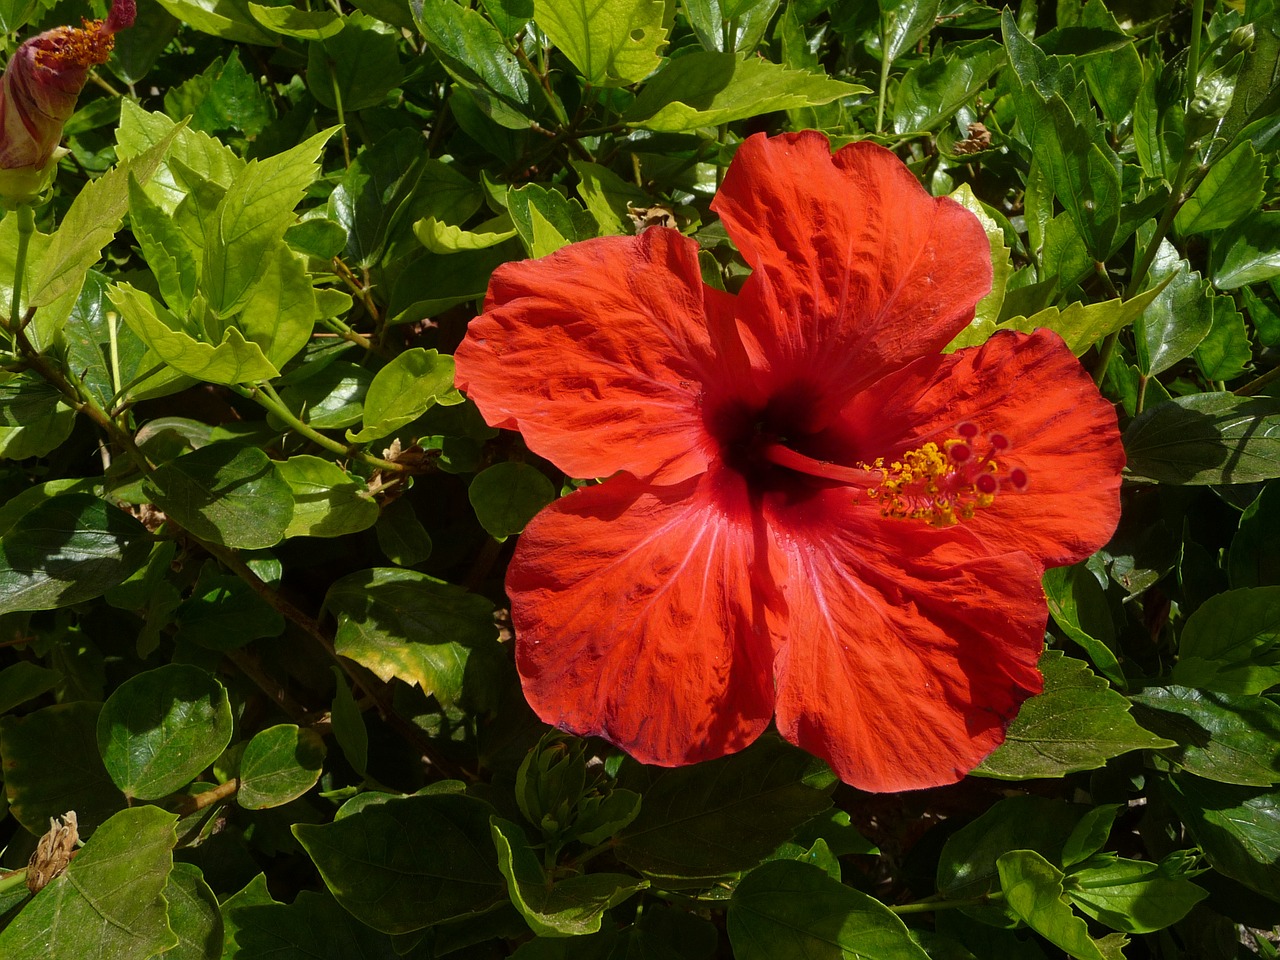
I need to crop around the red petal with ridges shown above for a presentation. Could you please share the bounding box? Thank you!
[713,132,992,408]
[510,470,776,767]
[767,495,1047,792]
[831,329,1124,568]
[455,230,735,484]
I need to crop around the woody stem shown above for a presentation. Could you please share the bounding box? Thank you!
[756,441,878,486]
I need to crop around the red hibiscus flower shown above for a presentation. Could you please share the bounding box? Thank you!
[0,0,135,202]
[455,131,1124,792]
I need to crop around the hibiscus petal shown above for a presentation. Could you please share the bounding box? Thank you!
[455,229,734,484]
[510,470,776,766]
[712,132,991,403]
[831,329,1124,568]
[767,495,1047,792]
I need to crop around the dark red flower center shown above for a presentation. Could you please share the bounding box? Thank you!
[711,394,1027,526]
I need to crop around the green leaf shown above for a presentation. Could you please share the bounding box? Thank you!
[1230,483,1280,589]
[375,497,434,566]
[615,734,832,879]
[684,0,780,54]
[1176,143,1265,236]
[307,12,403,111]
[938,795,1108,923]
[410,0,535,127]
[278,456,379,539]
[164,49,274,138]
[234,243,319,371]
[469,462,557,541]
[1133,237,1212,376]
[97,664,234,800]
[203,127,336,316]
[492,816,647,936]
[1079,0,1140,124]
[1123,393,1280,485]
[219,873,280,958]
[570,159,651,235]
[238,724,327,809]
[507,183,598,257]
[997,850,1125,960]
[330,666,368,776]
[27,125,183,330]
[415,213,517,253]
[535,0,669,85]
[248,0,344,37]
[347,348,462,443]
[175,570,285,650]
[110,282,281,384]
[0,661,59,713]
[227,889,426,958]
[893,40,1005,134]
[1042,565,1123,685]
[998,284,1165,357]
[164,862,224,960]
[116,102,244,214]
[1194,294,1252,382]
[1173,586,1280,695]
[129,174,197,315]
[144,444,294,549]
[728,859,929,960]
[1163,775,1280,903]
[879,0,939,65]
[976,651,1172,781]
[1213,212,1280,290]
[323,567,499,707]
[274,361,371,430]
[0,701,125,836]
[0,806,178,960]
[294,793,506,933]
[0,493,151,614]
[1065,858,1206,934]
[153,0,277,43]
[1129,685,1280,786]
[625,52,867,132]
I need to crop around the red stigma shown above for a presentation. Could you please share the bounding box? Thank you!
[957,421,979,439]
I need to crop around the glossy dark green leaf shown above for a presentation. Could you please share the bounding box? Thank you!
[164,862,224,960]
[492,816,647,936]
[1230,482,1280,589]
[1042,565,1122,684]
[274,360,371,430]
[0,701,125,836]
[0,494,151,614]
[164,49,274,137]
[937,796,1096,926]
[615,734,832,879]
[996,851,1119,960]
[1134,237,1212,376]
[373,497,434,567]
[1163,775,1280,903]
[228,888,414,959]
[684,0,779,54]
[1176,143,1265,236]
[294,793,506,933]
[0,660,58,713]
[1174,586,1280,694]
[1079,0,1140,124]
[324,568,498,707]
[976,652,1171,781]
[248,1,344,37]
[307,12,403,112]
[728,859,929,960]
[1130,685,1280,786]
[1213,212,1280,290]
[878,0,939,64]
[97,664,234,800]
[893,40,1005,134]
[219,873,280,958]
[469,462,557,541]
[1065,858,1206,934]
[277,456,379,539]
[1194,294,1252,382]
[330,666,368,776]
[625,52,866,131]
[410,0,535,127]
[0,806,178,960]
[238,724,327,809]
[1123,393,1280,485]
[152,0,277,44]
[175,571,285,649]
[145,444,294,549]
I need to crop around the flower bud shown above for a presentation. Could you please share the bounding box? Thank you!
[0,0,135,204]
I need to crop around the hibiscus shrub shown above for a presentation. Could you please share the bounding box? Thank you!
[0,0,1279,957]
